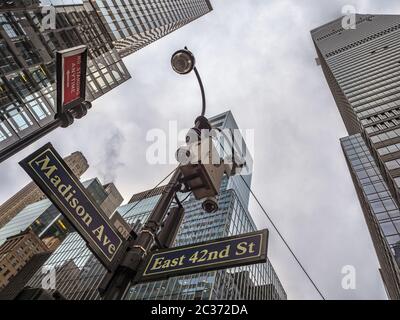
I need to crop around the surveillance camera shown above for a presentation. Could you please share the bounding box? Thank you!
[202,196,218,213]
[175,146,192,165]
[185,127,201,145]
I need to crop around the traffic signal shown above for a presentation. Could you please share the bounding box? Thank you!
[175,116,233,213]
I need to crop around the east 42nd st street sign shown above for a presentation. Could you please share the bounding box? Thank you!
[135,229,268,283]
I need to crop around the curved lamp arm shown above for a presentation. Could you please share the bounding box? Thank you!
[193,66,206,117]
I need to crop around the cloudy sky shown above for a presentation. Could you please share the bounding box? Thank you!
[2,0,400,299]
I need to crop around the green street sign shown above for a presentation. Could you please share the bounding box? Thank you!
[136,229,268,283]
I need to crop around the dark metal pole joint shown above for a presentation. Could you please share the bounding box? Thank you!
[57,101,92,128]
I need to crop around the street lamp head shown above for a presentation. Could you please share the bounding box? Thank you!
[171,48,196,75]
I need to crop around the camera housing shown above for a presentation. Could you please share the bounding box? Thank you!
[202,196,218,213]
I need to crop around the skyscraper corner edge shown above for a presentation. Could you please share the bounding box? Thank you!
[205,0,213,11]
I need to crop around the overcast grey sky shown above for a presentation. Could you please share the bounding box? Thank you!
[2,0,400,299]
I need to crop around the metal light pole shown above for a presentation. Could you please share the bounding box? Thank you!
[99,169,183,300]
[99,48,212,300]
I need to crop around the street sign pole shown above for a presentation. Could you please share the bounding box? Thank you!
[99,169,183,299]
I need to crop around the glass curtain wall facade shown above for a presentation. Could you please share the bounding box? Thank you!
[341,134,400,298]
[25,192,155,300]
[0,151,88,229]
[0,0,212,161]
[90,0,213,57]
[25,111,286,300]
[0,178,121,251]
[208,111,253,209]
[0,1,130,161]
[311,14,400,299]
[126,185,286,300]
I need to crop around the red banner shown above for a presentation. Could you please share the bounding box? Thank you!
[63,54,82,105]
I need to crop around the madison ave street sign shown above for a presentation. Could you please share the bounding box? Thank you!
[56,45,88,115]
[19,143,125,272]
[135,229,268,283]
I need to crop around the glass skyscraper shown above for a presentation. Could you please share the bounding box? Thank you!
[0,177,123,298]
[340,134,400,299]
[90,0,213,57]
[0,151,88,229]
[125,180,285,300]
[0,178,122,249]
[0,1,131,161]
[311,14,400,299]
[0,0,212,162]
[24,111,286,300]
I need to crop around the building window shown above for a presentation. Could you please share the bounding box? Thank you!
[385,159,400,170]
[394,177,400,188]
